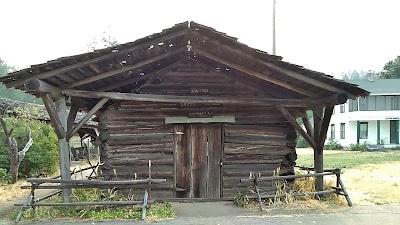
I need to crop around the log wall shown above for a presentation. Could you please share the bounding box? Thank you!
[97,100,297,199]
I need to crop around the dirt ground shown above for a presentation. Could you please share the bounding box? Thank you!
[297,148,400,205]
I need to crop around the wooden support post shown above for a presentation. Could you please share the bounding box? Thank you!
[55,97,71,202]
[313,107,324,193]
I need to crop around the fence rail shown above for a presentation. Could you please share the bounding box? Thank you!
[240,167,352,210]
[15,160,163,223]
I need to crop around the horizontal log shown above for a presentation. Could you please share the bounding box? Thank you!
[106,117,165,126]
[21,183,173,190]
[32,200,155,207]
[240,172,335,183]
[108,143,174,154]
[224,135,288,145]
[103,107,281,118]
[25,78,62,99]
[107,125,173,135]
[223,177,276,189]
[234,116,287,124]
[61,89,335,108]
[161,73,230,83]
[246,190,337,200]
[100,165,173,175]
[224,145,292,155]
[26,178,166,185]
[107,134,173,145]
[107,159,174,166]
[224,124,288,136]
[107,153,173,160]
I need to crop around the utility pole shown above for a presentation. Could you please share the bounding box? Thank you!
[272,0,276,55]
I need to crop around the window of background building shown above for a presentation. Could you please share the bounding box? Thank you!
[340,104,345,113]
[360,122,368,139]
[330,124,335,139]
[349,99,358,112]
[367,96,376,110]
[376,96,385,110]
[340,123,345,139]
[359,97,367,111]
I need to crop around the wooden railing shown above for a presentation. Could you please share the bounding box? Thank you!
[15,161,165,223]
[240,167,352,210]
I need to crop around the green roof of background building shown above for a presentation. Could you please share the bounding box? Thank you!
[348,79,400,95]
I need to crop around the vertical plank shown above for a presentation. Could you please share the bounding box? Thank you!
[174,125,191,198]
[191,125,208,198]
[207,124,222,198]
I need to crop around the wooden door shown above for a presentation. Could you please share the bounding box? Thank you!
[174,124,222,198]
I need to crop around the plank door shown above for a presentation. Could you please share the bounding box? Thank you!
[174,124,223,198]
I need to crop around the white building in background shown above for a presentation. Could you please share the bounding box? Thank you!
[330,79,400,147]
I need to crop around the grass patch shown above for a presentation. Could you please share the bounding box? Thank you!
[297,150,400,169]
[11,188,174,222]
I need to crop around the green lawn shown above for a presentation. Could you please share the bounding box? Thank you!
[296,150,400,169]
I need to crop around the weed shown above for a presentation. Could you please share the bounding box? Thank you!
[10,188,175,222]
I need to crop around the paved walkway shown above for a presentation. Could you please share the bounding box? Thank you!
[2,202,400,225]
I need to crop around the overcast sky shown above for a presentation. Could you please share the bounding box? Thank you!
[1,0,399,77]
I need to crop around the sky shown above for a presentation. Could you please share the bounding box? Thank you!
[1,0,399,78]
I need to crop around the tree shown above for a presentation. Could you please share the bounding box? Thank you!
[340,70,368,81]
[380,56,400,79]
[0,117,32,183]
[0,58,42,104]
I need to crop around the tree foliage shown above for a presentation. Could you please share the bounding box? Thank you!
[0,58,42,104]
[0,116,58,180]
[380,55,400,79]
[340,70,368,81]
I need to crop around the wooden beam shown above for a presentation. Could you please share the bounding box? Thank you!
[25,78,62,99]
[192,48,316,97]
[318,105,334,149]
[191,31,355,98]
[98,57,184,92]
[40,93,65,139]
[301,116,314,139]
[182,57,275,97]
[313,107,323,145]
[276,105,317,149]
[67,105,79,133]
[61,89,325,107]
[63,48,184,88]
[66,98,109,140]
[7,29,189,88]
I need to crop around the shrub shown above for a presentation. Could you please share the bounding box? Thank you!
[0,116,58,179]
[349,142,368,151]
[324,139,343,150]
[0,168,11,185]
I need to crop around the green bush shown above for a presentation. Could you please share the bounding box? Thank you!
[324,139,343,150]
[296,135,310,148]
[0,168,11,185]
[0,116,58,178]
[349,142,368,151]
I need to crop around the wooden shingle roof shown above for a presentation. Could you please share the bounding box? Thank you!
[0,21,368,111]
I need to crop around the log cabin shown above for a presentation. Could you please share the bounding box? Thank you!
[0,21,368,201]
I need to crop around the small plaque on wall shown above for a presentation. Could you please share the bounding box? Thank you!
[188,111,213,118]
